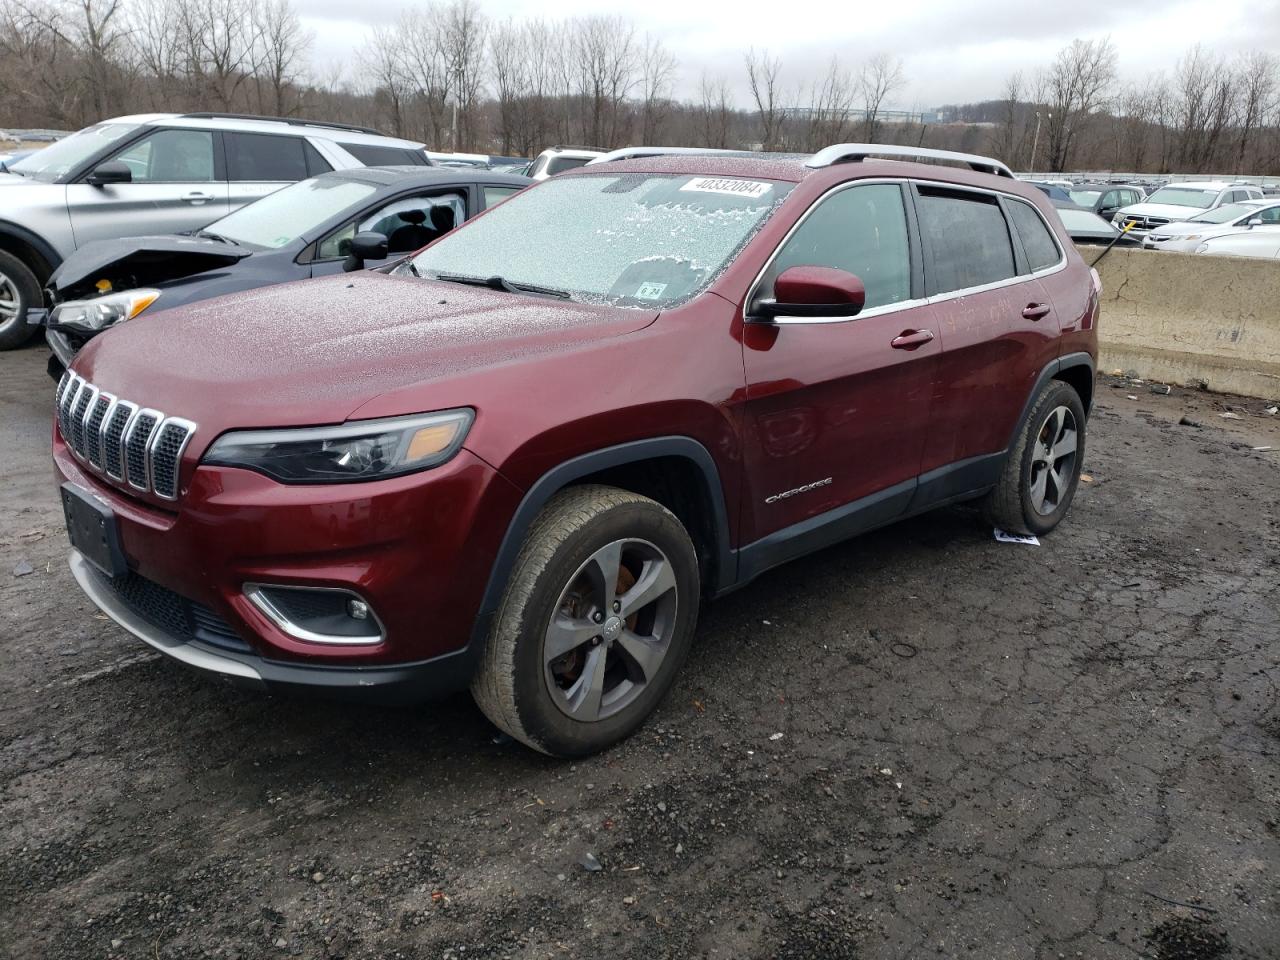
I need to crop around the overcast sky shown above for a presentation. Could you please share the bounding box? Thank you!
[301,0,1279,110]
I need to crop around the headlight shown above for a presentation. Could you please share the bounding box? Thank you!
[48,289,159,333]
[1194,243,1210,254]
[203,409,474,483]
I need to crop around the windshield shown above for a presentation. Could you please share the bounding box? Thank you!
[206,177,380,248]
[1057,209,1113,232]
[1068,189,1102,205]
[8,123,139,182]
[1187,203,1253,225]
[1146,187,1216,208]
[407,172,794,308]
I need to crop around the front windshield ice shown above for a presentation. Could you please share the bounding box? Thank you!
[1069,189,1102,205]
[207,177,379,248]
[1188,203,1252,224]
[8,123,139,182]
[408,172,794,308]
[1146,187,1216,208]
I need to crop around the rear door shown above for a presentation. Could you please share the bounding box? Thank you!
[223,132,329,213]
[914,185,1063,476]
[66,128,229,246]
[740,181,940,542]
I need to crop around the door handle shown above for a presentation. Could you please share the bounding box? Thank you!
[181,192,213,204]
[1022,302,1052,321]
[890,329,935,350]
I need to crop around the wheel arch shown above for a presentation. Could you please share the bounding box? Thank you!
[1007,352,1096,454]
[0,221,59,283]
[469,437,734,650]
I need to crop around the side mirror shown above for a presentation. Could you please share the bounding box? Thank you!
[342,231,389,273]
[86,161,132,187]
[1247,218,1264,228]
[752,266,866,321]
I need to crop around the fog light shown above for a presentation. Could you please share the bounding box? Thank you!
[347,598,370,620]
[243,584,383,645]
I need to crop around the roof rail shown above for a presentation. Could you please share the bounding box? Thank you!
[179,113,386,138]
[807,143,1014,179]
[587,146,758,165]
[552,144,607,153]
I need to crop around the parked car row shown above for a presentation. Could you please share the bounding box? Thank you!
[45,139,1100,756]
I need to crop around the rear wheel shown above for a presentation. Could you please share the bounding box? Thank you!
[984,380,1086,537]
[0,250,40,350]
[471,485,700,757]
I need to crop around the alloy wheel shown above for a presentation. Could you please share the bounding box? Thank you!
[0,271,22,333]
[1029,405,1078,516]
[543,538,679,723]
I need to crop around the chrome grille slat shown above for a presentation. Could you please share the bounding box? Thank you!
[54,378,195,501]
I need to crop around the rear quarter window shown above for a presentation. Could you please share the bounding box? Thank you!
[339,143,429,166]
[1007,200,1063,273]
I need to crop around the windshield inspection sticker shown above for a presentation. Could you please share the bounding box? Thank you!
[635,282,668,300]
[680,177,772,200]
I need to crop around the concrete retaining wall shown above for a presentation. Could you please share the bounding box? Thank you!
[1081,245,1280,399]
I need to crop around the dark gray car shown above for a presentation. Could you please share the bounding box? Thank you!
[42,166,530,372]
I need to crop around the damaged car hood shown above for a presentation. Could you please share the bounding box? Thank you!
[73,271,658,441]
[49,235,251,297]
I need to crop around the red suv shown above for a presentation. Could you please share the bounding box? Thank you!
[54,145,1098,756]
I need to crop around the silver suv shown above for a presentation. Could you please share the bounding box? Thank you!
[0,113,430,348]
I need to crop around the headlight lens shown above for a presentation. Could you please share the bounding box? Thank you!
[48,289,159,333]
[203,409,474,483]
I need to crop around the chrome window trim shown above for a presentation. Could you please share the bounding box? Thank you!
[123,408,163,492]
[243,583,386,646]
[147,416,197,501]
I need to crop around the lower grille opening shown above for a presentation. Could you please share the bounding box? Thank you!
[93,568,252,654]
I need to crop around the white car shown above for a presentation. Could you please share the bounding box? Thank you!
[1143,200,1280,252]
[1112,181,1265,239]
[1194,231,1280,259]
[525,145,605,180]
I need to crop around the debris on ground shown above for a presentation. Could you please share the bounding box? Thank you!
[993,529,1040,546]
[1150,384,1172,395]
[1179,416,1203,428]
[579,852,603,872]
[13,560,33,577]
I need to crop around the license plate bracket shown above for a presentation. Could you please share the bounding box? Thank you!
[62,482,128,578]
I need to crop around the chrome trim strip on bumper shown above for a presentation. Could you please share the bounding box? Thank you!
[68,550,264,683]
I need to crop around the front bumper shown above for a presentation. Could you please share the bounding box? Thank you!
[55,436,524,693]
[70,550,477,702]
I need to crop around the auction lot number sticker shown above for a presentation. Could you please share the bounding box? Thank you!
[680,177,772,199]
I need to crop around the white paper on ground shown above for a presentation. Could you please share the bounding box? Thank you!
[994,528,1040,546]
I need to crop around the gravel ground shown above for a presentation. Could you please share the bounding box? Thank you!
[1,343,1277,960]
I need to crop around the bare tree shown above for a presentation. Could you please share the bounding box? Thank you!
[637,33,677,143]
[1042,37,1117,171]
[698,71,733,148]
[570,15,637,147]
[805,56,856,150]
[991,72,1024,166]
[441,0,488,150]
[859,52,904,141]
[356,24,409,137]
[744,47,782,149]
[252,0,311,116]
[1234,50,1276,172]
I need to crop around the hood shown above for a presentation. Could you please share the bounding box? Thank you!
[49,235,251,298]
[0,172,32,186]
[73,271,657,440]
[1115,202,1215,221]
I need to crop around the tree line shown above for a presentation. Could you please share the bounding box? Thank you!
[2,0,1278,175]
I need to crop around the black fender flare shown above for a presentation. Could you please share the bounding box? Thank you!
[468,436,734,651]
[0,220,61,279]
[1006,352,1096,452]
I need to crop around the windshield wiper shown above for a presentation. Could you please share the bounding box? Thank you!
[432,272,571,300]
[197,230,239,245]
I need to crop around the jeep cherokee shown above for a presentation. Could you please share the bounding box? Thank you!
[53,144,1098,757]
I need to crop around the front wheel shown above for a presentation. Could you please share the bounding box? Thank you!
[0,250,40,350]
[471,485,700,757]
[984,380,1086,537]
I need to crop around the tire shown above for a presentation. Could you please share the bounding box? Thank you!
[472,484,700,757]
[0,249,40,350]
[983,380,1086,537]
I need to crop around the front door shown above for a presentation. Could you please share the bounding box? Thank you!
[740,182,940,546]
[67,128,229,247]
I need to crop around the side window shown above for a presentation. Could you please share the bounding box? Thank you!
[337,143,429,166]
[360,192,465,253]
[303,141,332,176]
[757,183,911,311]
[483,185,521,208]
[317,222,356,260]
[1257,206,1280,224]
[1006,200,1062,273]
[1125,190,1139,205]
[916,188,1016,294]
[226,133,308,182]
[112,129,215,182]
